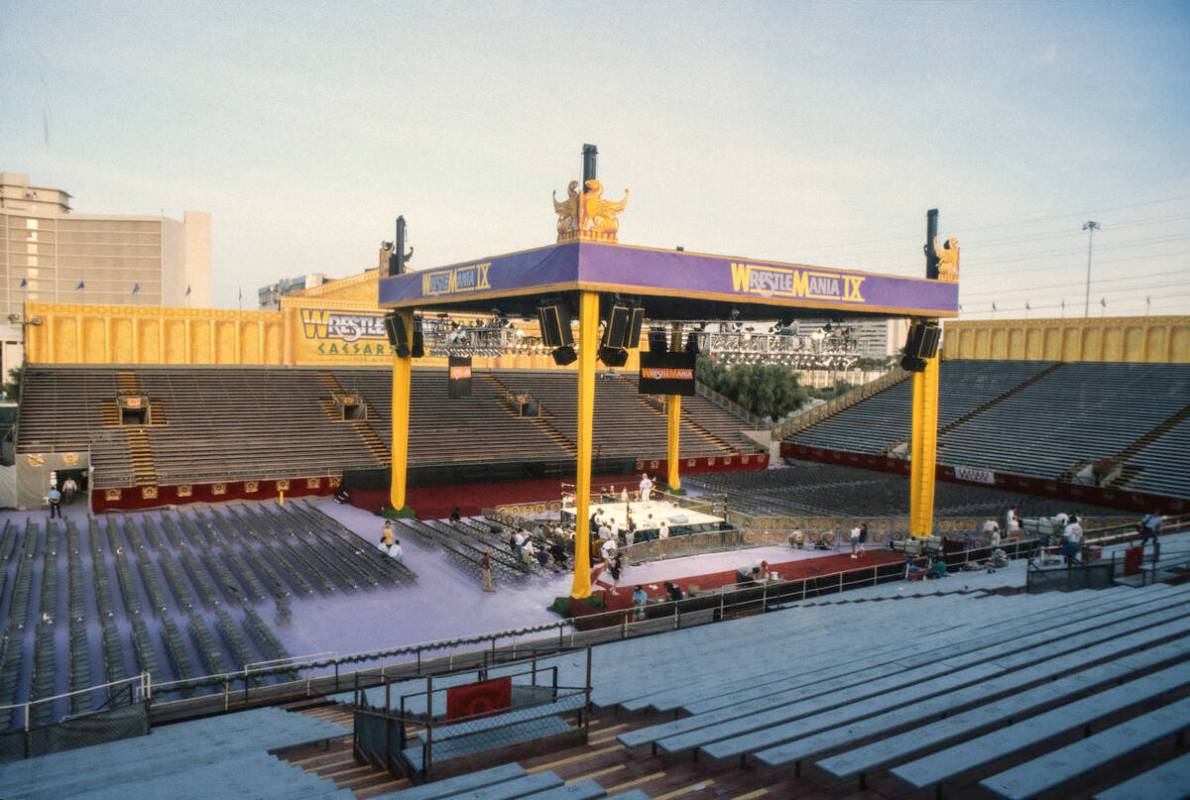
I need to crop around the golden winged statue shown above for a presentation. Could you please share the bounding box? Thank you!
[553,180,579,241]
[934,236,960,282]
[579,179,630,242]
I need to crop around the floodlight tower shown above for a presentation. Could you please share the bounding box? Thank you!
[1082,221,1100,318]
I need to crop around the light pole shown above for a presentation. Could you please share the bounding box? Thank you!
[1082,221,1100,317]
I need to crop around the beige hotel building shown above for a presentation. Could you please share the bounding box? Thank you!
[0,172,211,377]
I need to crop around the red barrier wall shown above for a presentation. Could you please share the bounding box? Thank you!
[90,476,335,513]
[779,442,1186,515]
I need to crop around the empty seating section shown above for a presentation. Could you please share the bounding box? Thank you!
[489,370,747,459]
[136,368,383,484]
[791,360,1055,454]
[0,502,413,731]
[335,368,573,466]
[17,367,133,485]
[940,362,1188,483]
[1120,415,1190,498]
[598,582,1190,799]
[18,366,758,490]
[688,461,1130,520]
[786,360,1190,498]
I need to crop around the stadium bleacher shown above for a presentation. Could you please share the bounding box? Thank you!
[17,365,758,493]
[688,460,1133,521]
[786,359,1190,499]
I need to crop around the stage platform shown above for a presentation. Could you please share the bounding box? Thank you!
[562,499,725,537]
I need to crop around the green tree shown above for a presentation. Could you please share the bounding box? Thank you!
[3,366,22,403]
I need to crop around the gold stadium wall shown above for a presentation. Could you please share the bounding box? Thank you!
[942,316,1190,364]
[23,268,641,370]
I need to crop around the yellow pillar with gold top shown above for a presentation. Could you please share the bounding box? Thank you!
[908,350,940,537]
[570,290,599,600]
[389,311,413,511]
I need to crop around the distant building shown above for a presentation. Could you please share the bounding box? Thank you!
[258,273,326,310]
[0,172,211,377]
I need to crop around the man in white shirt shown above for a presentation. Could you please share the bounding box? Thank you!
[639,473,654,504]
[658,519,669,540]
[850,525,862,559]
[389,539,403,562]
[598,521,612,541]
[521,538,537,565]
[1061,516,1083,565]
[620,487,629,505]
[600,537,617,563]
[1006,506,1021,534]
[982,519,1001,547]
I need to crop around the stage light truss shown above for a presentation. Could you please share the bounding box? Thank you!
[674,322,861,368]
[419,317,549,357]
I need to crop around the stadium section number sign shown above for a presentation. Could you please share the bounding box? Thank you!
[954,465,996,485]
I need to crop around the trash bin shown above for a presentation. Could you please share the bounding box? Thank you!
[1123,546,1144,576]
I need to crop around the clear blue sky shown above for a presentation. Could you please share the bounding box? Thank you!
[3,1,1188,317]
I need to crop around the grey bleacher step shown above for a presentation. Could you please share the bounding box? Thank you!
[404,716,573,771]
[758,632,1190,772]
[626,585,1190,755]
[627,588,1093,715]
[695,599,1190,761]
[373,762,525,799]
[1093,752,1190,800]
[605,792,652,800]
[816,636,1190,779]
[891,668,1190,790]
[521,779,608,799]
[619,587,1158,740]
[400,771,565,800]
[980,695,1190,799]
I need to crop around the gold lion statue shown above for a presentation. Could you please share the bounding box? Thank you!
[553,180,579,240]
[579,179,630,240]
[935,236,960,282]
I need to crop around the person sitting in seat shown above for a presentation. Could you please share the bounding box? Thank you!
[549,539,568,568]
[389,538,403,562]
[632,585,648,621]
[449,507,461,523]
[521,537,537,566]
[658,519,670,540]
[928,558,948,579]
[663,581,683,603]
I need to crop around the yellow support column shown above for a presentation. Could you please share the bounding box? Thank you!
[908,353,940,537]
[666,396,681,491]
[570,290,599,600]
[666,321,682,491]
[389,311,413,511]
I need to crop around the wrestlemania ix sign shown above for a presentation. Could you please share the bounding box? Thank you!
[447,355,473,399]
[639,351,697,396]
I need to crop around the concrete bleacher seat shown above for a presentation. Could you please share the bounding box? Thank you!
[374,762,527,799]
[381,770,565,800]
[978,695,1190,799]
[1093,752,1190,800]
[0,707,348,799]
[783,359,1190,499]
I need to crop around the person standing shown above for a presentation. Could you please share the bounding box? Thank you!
[658,519,669,540]
[639,473,654,505]
[62,477,79,505]
[620,486,629,505]
[632,585,648,621]
[47,485,62,519]
[850,523,862,559]
[1061,515,1083,565]
[1006,506,1021,536]
[1139,511,1162,563]
[481,549,496,592]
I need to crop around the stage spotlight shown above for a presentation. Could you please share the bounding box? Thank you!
[598,346,629,367]
[552,346,577,366]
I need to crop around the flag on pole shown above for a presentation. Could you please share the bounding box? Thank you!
[132,283,140,295]
[185,285,191,296]
[1025,301,1031,311]
[19,278,27,288]
[1100,297,1106,308]
[75,281,85,291]
[991,301,997,312]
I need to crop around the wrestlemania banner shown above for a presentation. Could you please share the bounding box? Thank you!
[379,242,959,317]
[447,355,473,399]
[639,351,697,396]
